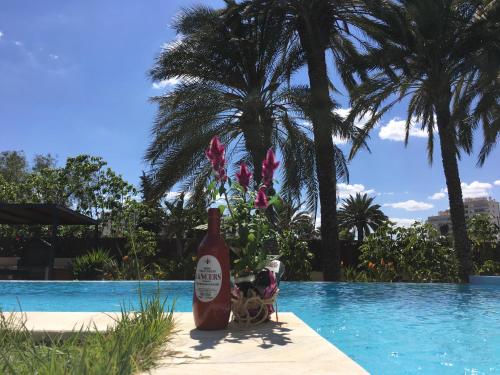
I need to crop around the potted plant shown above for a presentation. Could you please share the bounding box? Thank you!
[204,136,284,326]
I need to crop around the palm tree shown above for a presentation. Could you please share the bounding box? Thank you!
[457,0,500,165]
[237,0,364,280]
[349,0,499,281]
[146,5,322,210]
[273,199,317,240]
[338,193,387,243]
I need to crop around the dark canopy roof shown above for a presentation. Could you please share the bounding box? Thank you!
[0,204,98,225]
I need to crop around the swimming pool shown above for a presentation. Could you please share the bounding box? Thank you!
[1,281,498,374]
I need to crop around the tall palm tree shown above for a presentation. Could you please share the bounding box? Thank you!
[146,5,329,210]
[238,0,364,280]
[349,0,499,282]
[338,193,387,243]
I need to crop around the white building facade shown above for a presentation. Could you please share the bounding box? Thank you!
[427,197,500,235]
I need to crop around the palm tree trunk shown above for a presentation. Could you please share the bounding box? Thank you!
[241,109,273,187]
[436,102,472,282]
[241,125,266,187]
[357,224,364,243]
[297,23,341,281]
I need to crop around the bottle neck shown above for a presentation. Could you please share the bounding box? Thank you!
[207,209,221,236]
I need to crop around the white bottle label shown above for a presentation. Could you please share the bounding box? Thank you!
[195,255,222,302]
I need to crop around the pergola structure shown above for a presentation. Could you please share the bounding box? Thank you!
[0,203,98,280]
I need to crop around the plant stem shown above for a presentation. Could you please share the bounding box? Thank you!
[223,190,234,217]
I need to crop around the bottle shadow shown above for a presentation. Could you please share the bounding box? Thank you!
[189,320,293,351]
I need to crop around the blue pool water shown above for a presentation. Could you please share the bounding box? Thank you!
[1,281,499,375]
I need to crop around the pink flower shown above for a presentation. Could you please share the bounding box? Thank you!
[261,149,279,186]
[254,186,269,209]
[206,136,226,181]
[217,168,228,182]
[235,162,252,191]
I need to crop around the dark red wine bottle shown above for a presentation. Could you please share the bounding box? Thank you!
[193,208,231,330]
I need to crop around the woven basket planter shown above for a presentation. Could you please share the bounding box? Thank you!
[230,275,279,329]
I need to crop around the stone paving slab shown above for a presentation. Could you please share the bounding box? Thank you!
[148,313,368,375]
[3,311,368,374]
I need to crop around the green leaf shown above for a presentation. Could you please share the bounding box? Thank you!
[268,195,281,208]
[218,205,226,215]
[207,180,216,193]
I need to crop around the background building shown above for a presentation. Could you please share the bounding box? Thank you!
[427,197,500,235]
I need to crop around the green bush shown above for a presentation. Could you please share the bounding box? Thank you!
[478,260,500,276]
[278,230,313,281]
[358,222,459,282]
[73,249,115,280]
[161,255,196,280]
[467,214,500,264]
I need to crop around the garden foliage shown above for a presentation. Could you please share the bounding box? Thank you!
[353,222,459,282]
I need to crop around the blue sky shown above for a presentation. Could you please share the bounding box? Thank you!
[1,0,499,226]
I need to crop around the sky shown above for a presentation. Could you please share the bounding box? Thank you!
[1,0,499,226]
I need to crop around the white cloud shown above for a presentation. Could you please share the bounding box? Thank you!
[390,218,421,228]
[13,40,23,46]
[314,215,321,228]
[461,181,493,198]
[165,191,192,201]
[152,77,181,90]
[384,200,434,211]
[337,183,376,199]
[332,135,348,145]
[429,192,446,200]
[49,54,59,60]
[161,34,184,51]
[378,117,427,141]
[0,31,3,40]
[429,189,447,200]
[429,181,494,200]
[332,107,375,145]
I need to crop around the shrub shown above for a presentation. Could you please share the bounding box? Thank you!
[478,260,500,276]
[467,214,500,264]
[342,265,370,282]
[277,230,313,281]
[73,249,115,280]
[358,222,459,282]
[158,256,196,280]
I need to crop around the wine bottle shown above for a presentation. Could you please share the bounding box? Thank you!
[192,208,231,330]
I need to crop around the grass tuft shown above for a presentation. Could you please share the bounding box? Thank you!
[0,290,175,375]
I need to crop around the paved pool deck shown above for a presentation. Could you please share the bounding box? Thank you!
[3,311,368,375]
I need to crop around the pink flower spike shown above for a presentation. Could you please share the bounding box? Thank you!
[254,187,269,209]
[235,163,252,191]
[206,136,225,160]
[261,149,279,186]
[206,136,226,181]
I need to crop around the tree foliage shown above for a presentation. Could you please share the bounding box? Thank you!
[357,221,459,282]
[338,193,387,242]
[0,153,135,238]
